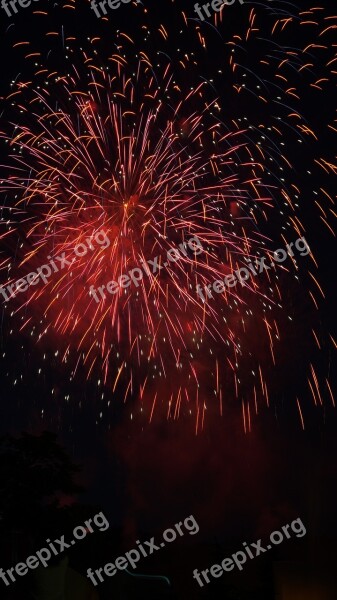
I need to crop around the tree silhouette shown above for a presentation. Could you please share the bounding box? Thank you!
[0,431,82,529]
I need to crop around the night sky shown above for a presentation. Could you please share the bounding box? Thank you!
[1,1,337,599]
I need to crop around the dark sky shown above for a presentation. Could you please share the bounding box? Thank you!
[0,3,337,597]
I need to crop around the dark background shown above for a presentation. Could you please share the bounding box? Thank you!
[0,1,337,598]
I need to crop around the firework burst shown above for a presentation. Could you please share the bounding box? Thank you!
[0,0,335,431]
